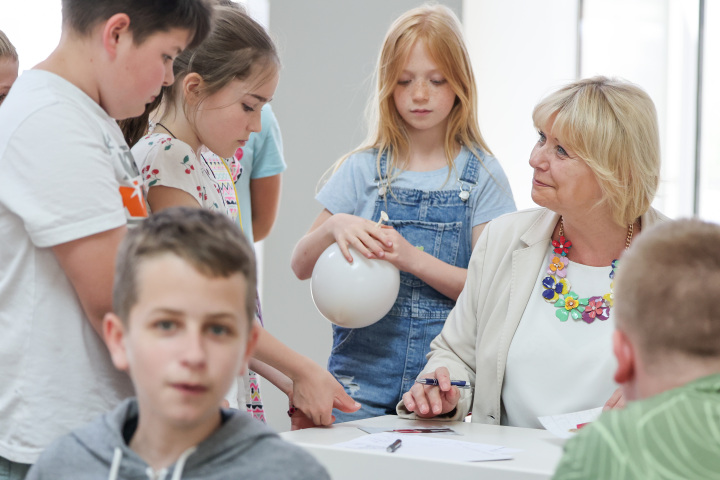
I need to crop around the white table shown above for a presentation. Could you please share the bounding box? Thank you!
[280,415,565,479]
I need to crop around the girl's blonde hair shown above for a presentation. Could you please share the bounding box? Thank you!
[326,3,491,186]
[0,30,18,61]
[122,5,279,146]
[532,76,660,227]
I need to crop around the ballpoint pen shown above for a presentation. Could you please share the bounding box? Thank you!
[415,378,472,388]
[386,439,402,453]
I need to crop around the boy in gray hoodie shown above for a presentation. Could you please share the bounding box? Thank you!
[26,208,329,480]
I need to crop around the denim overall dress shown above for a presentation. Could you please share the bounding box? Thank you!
[329,151,481,421]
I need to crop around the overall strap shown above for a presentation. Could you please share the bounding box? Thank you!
[457,148,482,202]
[374,150,390,182]
[375,150,390,197]
[458,148,482,185]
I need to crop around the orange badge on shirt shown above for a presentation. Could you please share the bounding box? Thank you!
[119,177,148,218]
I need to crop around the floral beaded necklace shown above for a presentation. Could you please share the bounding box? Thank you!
[540,218,634,324]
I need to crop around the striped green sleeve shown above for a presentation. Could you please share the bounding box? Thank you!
[552,418,627,480]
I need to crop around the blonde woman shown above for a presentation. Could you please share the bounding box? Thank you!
[400,76,668,428]
[292,4,515,421]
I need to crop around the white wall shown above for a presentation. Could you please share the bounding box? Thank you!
[464,0,579,212]
[0,1,61,72]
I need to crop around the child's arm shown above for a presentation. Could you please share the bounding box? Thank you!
[147,186,202,212]
[252,326,361,425]
[380,223,487,301]
[249,358,337,430]
[248,358,335,430]
[248,357,293,397]
[52,226,127,337]
[249,174,282,242]
[291,209,393,280]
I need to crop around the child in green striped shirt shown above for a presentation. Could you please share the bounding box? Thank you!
[553,218,720,480]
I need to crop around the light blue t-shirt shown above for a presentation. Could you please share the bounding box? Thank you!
[316,147,516,227]
[234,104,286,243]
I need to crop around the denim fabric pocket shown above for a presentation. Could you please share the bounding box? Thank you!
[389,219,463,283]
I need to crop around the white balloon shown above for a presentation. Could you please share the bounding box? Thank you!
[311,243,400,328]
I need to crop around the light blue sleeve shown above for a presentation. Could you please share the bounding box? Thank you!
[250,104,286,179]
[470,153,517,227]
[315,151,377,217]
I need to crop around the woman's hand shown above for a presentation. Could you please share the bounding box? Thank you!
[603,387,626,411]
[290,361,361,426]
[401,367,461,418]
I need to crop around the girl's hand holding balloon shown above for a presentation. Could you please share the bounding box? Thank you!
[327,212,393,263]
[377,226,422,273]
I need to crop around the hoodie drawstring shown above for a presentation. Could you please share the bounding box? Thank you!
[171,446,197,480]
[108,447,123,480]
[107,444,197,480]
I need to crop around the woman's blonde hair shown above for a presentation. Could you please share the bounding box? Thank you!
[0,30,18,61]
[325,3,492,186]
[121,5,279,146]
[532,76,660,226]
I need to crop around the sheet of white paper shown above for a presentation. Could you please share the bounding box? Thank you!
[538,407,603,439]
[333,432,514,462]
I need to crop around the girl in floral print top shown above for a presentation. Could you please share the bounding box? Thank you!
[123,6,360,428]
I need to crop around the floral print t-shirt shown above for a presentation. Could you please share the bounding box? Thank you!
[131,133,226,214]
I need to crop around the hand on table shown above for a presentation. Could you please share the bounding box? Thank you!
[401,367,461,418]
[291,362,361,426]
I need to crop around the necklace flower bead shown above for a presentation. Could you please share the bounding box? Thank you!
[541,218,634,324]
[552,236,572,256]
[542,277,570,302]
[583,296,609,323]
[547,256,569,278]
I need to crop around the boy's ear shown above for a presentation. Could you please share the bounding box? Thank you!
[183,73,205,106]
[613,329,635,385]
[104,312,130,372]
[237,323,260,376]
[101,13,132,58]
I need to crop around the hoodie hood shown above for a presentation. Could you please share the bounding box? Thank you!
[71,398,280,480]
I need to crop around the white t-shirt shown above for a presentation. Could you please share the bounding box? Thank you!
[0,70,141,463]
[502,246,618,428]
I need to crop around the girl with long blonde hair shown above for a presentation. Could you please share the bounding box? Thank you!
[292,4,515,421]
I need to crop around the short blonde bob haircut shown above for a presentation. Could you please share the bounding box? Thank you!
[329,3,492,184]
[532,76,660,227]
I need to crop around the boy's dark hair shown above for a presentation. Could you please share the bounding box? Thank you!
[61,0,214,50]
[113,207,257,328]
